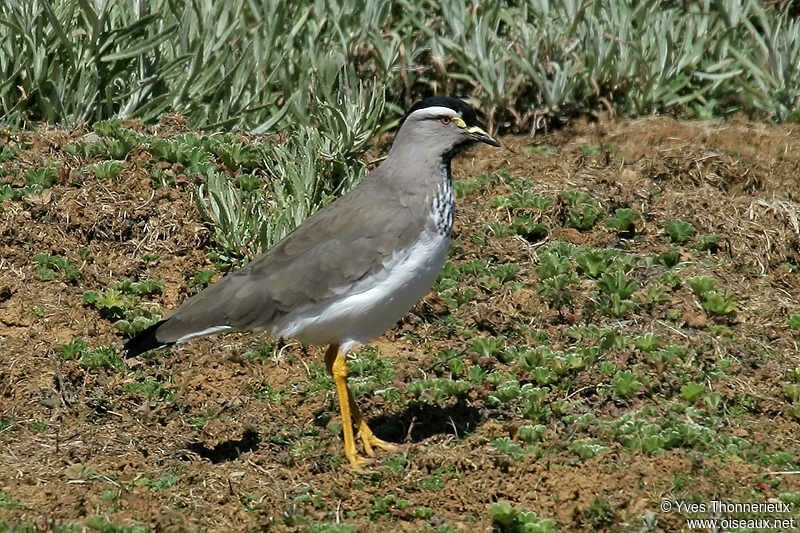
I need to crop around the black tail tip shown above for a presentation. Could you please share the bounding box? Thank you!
[124,319,170,357]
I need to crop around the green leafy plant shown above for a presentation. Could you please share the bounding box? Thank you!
[569,438,610,459]
[83,279,163,335]
[664,219,696,244]
[59,338,90,359]
[655,250,680,268]
[695,234,719,252]
[517,424,546,444]
[78,345,124,372]
[491,437,540,461]
[562,190,603,231]
[611,371,641,398]
[605,208,640,234]
[91,160,124,180]
[688,277,737,317]
[681,382,707,403]
[24,166,58,190]
[33,253,80,282]
[491,501,557,533]
[575,248,616,279]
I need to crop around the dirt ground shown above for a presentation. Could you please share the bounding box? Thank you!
[1,116,799,532]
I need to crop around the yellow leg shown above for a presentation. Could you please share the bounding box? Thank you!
[348,390,398,457]
[324,344,396,468]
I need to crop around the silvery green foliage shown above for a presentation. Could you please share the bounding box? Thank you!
[1,0,798,130]
[196,76,384,259]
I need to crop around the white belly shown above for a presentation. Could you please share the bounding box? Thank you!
[272,230,450,353]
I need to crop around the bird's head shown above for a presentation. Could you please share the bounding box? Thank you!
[393,96,500,162]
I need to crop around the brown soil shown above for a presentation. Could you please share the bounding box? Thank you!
[1,116,799,532]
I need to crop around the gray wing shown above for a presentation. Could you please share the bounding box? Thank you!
[153,177,422,344]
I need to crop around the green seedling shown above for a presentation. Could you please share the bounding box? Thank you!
[561,190,603,230]
[454,178,482,199]
[439,286,477,310]
[694,234,719,252]
[114,315,162,336]
[680,382,706,403]
[406,378,471,405]
[664,219,695,244]
[84,279,163,335]
[469,335,505,357]
[605,208,640,234]
[489,380,521,405]
[585,497,616,528]
[575,248,616,278]
[212,140,260,170]
[33,253,80,282]
[188,269,214,290]
[790,314,800,330]
[655,249,680,268]
[632,333,661,352]
[511,215,549,241]
[517,424,545,444]
[91,160,124,180]
[127,378,174,401]
[347,349,395,397]
[461,258,491,276]
[368,494,413,520]
[25,166,58,190]
[135,471,180,491]
[597,270,637,299]
[536,250,577,310]
[566,202,603,231]
[512,191,553,210]
[611,371,640,398]
[491,437,540,461]
[59,338,90,359]
[78,345,124,371]
[526,144,551,154]
[660,271,682,290]
[486,221,514,237]
[688,276,716,296]
[0,491,22,508]
[491,501,557,533]
[687,276,737,316]
[569,438,609,459]
[700,290,738,316]
[493,263,521,283]
[83,289,136,320]
[112,279,164,296]
[580,143,617,155]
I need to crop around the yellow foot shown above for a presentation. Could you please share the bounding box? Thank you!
[357,420,399,457]
[344,450,372,471]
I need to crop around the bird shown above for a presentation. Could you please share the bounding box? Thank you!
[125,96,500,468]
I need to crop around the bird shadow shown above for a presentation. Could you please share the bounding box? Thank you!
[184,428,260,464]
[368,398,482,443]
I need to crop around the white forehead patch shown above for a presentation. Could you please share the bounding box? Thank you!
[407,106,460,121]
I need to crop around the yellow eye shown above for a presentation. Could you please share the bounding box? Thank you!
[439,116,451,125]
